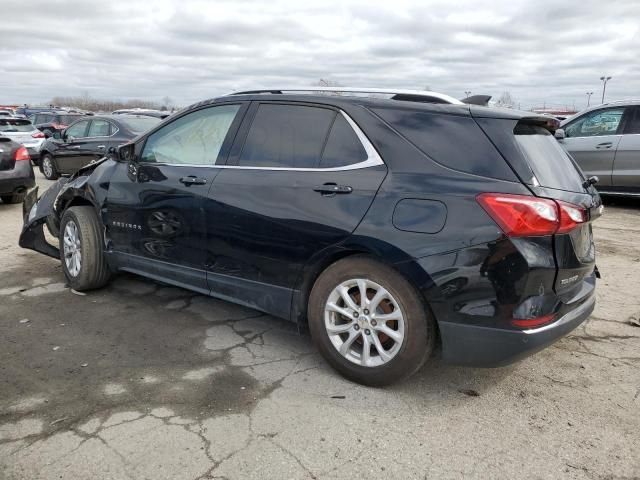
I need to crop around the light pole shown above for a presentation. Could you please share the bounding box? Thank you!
[600,76,611,103]
[464,91,471,98]
[586,91,594,107]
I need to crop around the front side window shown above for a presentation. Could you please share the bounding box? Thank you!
[238,104,335,168]
[88,120,112,137]
[564,108,625,137]
[65,120,90,139]
[141,104,240,165]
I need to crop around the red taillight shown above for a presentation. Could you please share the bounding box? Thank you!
[14,146,30,161]
[31,131,44,138]
[477,193,587,237]
[557,201,588,233]
[511,314,556,329]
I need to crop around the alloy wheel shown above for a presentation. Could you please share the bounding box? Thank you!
[63,220,82,277]
[324,278,405,367]
[43,157,53,178]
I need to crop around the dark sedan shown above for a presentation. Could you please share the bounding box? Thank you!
[39,115,161,179]
[0,137,35,204]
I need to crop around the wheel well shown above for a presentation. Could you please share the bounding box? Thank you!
[295,250,442,347]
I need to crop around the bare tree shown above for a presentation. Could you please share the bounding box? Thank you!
[496,91,516,109]
[316,78,342,87]
[50,95,165,113]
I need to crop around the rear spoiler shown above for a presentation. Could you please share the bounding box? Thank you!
[461,95,492,106]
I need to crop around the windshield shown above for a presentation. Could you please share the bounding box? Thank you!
[118,116,161,134]
[0,119,35,132]
[514,124,585,192]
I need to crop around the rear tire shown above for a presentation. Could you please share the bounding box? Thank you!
[59,206,111,291]
[1,193,25,204]
[308,256,435,386]
[41,154,59,180]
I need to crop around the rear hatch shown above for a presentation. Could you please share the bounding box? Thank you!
[472,108,602,295]
[0,118,38,146]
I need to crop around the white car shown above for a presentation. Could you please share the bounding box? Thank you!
[0,118,45,163]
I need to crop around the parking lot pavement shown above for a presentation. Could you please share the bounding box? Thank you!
[0,172,638,480]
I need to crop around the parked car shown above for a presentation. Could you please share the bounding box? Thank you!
[0,137,35,204]
[20,88,601,386]
[0,118,45,163]
[15,106,58,118]
[31,111,85,137]
[556,100,640,196]
[39,114,161,180]
[0,110,14,117]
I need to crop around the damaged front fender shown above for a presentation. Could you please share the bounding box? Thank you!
[19,178,69,258]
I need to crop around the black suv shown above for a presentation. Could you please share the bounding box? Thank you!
[20,88,601,386]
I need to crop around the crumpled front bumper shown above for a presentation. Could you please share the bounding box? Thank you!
[19,179,67,258]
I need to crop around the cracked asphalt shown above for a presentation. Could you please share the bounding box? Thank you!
[1,172,639,479]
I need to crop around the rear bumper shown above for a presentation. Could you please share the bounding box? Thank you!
[439,292,595,367]
[0,162,35,195]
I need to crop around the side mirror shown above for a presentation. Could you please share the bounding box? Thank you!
[44,130,52,139]
[554,128,566,140]
[117,143,135,163]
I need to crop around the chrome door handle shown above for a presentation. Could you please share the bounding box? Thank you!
[179,176,207,186]
[97,145,106,150]
[313,183,353,195]
[67,145,81,150]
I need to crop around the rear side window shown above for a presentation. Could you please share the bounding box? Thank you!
[319,114,367,168]
[88,120,112,137]
[623,107,640,134]
[238,104,335,168]
[0,119,34,132]
[373,107,515,179]
[514,124,585,192]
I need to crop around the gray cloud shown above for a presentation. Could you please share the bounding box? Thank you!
[1,0,638,110]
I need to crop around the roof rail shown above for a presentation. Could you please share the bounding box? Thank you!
[226,87,464,105]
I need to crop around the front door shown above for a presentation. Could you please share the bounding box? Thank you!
[560,107,628,186]
[55,120,94,174]
[104,103,246,292]
[205,102,387,317]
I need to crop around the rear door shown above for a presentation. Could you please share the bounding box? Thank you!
[104,103,246,292]
[205,102,387,317]
[55,120,93,174]
[560,107,628,186]
[85,119,116,162]
[611,106,640,191]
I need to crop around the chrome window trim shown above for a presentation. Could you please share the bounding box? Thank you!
[138,110,385,172]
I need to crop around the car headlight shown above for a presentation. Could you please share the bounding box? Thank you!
[28,202,37,222]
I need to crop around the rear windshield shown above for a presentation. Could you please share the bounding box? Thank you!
[0,119,34,132]
[118,116,161,134]
[514,124,585,192]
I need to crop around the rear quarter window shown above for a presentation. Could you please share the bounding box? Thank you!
[372,107,515,180]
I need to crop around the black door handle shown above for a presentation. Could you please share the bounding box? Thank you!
[179,176,207,186]
[313,183,353,195]
[595,142,612,149]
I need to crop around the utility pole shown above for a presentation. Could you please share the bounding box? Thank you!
[586,91,594,107]
[600,76,612,103]
[464,91,471,98]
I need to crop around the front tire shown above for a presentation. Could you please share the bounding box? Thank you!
[41,154,59,180]
[308,256,435,386]
[59,206,111,290]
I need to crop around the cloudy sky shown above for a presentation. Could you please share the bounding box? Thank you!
[1,0,638,110]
